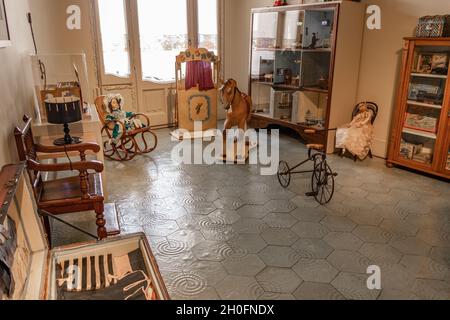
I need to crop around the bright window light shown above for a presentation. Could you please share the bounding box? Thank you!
[137,0,188,83]
[98,0,130,78]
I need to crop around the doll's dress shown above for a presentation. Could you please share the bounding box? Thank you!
[106,110,144,144]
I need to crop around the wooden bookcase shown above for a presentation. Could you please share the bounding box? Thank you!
[387,37,450,180]
[247,1,365,153]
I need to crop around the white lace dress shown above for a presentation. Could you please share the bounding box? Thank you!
[335,110,374,160]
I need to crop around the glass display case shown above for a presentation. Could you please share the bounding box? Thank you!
[250,7,334,118]
[248,1,366,153]
[388,38,450,179]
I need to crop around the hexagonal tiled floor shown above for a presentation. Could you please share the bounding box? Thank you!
[264,200,297,213]
[222,254,266,277]
[331,272,381,300]
[292,221,329,239]
[261,228,299,246]
[259,246,300,268]
[216,275,264,300]
[293,282,345,300]
[293,259,339,283]
[52,127,450,300]
[291,238,334,259]
[324,232,364,251]
[256,267,303,294]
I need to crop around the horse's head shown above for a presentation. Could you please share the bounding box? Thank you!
[219,79,238,110]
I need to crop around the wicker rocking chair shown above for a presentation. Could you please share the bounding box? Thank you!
[95,96,158,161]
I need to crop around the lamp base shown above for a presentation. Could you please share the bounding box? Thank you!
[53,136,82,146]
[53,123,83,146]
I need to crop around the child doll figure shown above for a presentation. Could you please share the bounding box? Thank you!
[104,94,143,145]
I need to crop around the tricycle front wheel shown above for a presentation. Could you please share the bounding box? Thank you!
[277,161,291,188]
[311,161,335,205]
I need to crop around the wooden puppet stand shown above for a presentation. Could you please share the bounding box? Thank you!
[171,48,221,141]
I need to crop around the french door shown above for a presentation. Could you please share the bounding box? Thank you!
[94,0,221,127]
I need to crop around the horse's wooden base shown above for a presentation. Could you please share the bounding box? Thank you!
[217,140,258,164]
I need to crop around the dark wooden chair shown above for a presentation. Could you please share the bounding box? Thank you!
[14,115,108,244]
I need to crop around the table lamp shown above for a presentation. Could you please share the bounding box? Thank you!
[44,97,83,146]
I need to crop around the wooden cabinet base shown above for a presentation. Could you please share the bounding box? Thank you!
[387,159,450,180]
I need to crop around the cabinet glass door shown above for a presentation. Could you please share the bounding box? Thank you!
[282,10,304,49]
[274,10,303,91]
[444,117,450,174]
[399,45,449,166]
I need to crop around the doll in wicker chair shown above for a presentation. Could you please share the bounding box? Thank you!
[335,102,378,161]
[104,94,144,145]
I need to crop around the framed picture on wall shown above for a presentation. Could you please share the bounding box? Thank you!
[0,0,11,48]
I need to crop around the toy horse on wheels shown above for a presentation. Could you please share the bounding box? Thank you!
[219,79,255,162]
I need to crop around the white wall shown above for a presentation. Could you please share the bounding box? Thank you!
[0,0,38,167]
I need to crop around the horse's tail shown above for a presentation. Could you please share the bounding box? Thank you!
[244,95,252,122]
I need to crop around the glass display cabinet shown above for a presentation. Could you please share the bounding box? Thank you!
[248,1,366,152]
[387,38,450,179]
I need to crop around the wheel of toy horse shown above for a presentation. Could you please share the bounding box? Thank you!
[311,161,335,205]
[277,161,291,188]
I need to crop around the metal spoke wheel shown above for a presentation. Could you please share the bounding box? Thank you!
[311,160,335,205]
[277,161,291,188]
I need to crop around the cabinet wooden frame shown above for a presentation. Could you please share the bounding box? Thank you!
[387,37,450,179]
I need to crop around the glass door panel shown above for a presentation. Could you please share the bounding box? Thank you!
[137,0,188,83]
[197,0,218,54]
[281,10,304,49]
[399,45,450,166]
[303,9,334,50]
[301,9,335,92]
